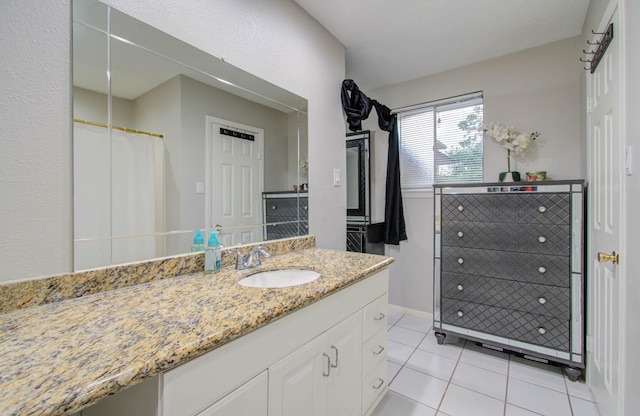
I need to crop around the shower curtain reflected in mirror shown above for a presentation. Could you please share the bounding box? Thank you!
[74,122,164,270]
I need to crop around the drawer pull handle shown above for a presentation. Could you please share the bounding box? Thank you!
[457,310,464,317]
[374,312,386,321]
[457,205,465,212]
[457,284,464,291]
[538,327,547,335]
[457,258,464,265]
[457,231,464,238]
[304,205,308,210]
[538,297,547,305]
[322,352,331,377]
[330,345,339,368]
[538,206,547,213]
[538,236,547,243]
[538,266,547,274]
[373,378,385,389]
[373,345,385,355]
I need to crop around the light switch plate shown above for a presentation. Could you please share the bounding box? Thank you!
[196,182,204,194]
[333,168,341,186]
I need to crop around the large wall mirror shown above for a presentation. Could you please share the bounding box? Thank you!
[72,0,309,271]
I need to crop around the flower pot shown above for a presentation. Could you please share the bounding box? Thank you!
[499,171,521,182]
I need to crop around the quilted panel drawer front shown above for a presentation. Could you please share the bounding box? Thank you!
[265,198,299,220]
[442,193,570,225]
[440,247,570,287]
[442,222,570,255]
[298,198,309,220]
[441,273,571,317]
[441,299,570,351]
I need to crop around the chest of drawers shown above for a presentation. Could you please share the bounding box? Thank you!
[433,181,585,380]
[263,191,309,240]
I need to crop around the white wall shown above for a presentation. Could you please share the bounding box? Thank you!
[0,0,345,283]
[0,0,72,282]
[363,37,583,312]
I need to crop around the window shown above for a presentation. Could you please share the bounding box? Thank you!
[398,92,483,189]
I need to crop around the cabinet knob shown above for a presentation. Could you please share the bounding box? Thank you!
[457,258,464,265]
[538,297,547,305]
[373,378,385,389]
[271,205,277,210]
[304,205,308,210]
[538,327,547,335]
[457,284,464,291]
[457,310,464,317]
[538,236,547,243]
[457,231,464,238]
[457,205,465,212]
[538,206,547,213]
[538,266,547,274]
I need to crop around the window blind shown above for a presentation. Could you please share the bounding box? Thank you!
[398,92,483,189]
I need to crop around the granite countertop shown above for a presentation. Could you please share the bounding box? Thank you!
[0,248,393,416]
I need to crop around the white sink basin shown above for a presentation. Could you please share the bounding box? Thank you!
[238,269,321,288]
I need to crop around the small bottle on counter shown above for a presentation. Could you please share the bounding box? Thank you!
[204,230,222,274]
[191,230,204,252]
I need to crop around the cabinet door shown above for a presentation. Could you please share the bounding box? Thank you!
[269,336,329,416]
[327,312,363,416]
[197,371,267,416]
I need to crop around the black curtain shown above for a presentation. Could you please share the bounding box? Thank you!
[341,79,407,245]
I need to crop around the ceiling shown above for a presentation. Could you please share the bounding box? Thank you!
[294,0,591,91]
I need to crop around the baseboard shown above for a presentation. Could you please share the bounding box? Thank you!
[389,304,433,322]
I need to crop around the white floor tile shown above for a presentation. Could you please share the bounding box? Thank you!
[387,361,402,383]
[504,404,542,415]
[370,392,437,416]
[459,343,509,375]
[388,326,426,348]
[507,378,572,415]
[387,311,404,326]
[388,340,415,365]
[390,367,448,409]
[451,362,507,400]
[405,349,458,381]
[418,332,465,361]
[436,413,451,416]
[395,315,432,333]
[509,356,567,393]
[565,377,595,402]
[439,384,504,416]
[570,396,601,416]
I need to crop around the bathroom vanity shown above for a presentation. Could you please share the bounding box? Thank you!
[433,181,585,380]
[0,238,392,416]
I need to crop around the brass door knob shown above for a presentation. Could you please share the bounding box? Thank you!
[597,251,619,265]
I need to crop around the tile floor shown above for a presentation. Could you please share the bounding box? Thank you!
[371,311,601,416]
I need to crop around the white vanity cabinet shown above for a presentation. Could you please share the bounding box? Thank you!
[80,269,389,416]
[269,311,363,416]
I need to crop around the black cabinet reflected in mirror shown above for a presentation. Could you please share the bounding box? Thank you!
[346,131,385,254]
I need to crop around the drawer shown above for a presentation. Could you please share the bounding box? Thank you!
[265,222,308,239]
[441,299,570,351]
[363,294,388,341]
[441,273,570,318]
[363,327,387,375]
[440,247,570,287]
[441,221,570,255]
[264,198,300,219]
[442,193,570,225]
[362,359,387,415]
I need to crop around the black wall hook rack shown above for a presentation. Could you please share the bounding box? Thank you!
[581,23,614,73]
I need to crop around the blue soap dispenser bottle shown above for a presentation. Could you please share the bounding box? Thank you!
[205,230,222,274]
[192,230,204,252]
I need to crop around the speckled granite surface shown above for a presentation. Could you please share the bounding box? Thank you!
[0,236,315,314]
[0,246,393,416]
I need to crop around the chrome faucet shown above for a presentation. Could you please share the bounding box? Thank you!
[233,245,270,270]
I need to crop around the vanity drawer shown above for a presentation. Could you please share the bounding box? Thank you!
[363,327,387,376]
[441,273,570,318]
[440,247,570,287]
[441,299,570,351]
[441,221,570,255]
[442,193,570,225]
[363,294,388,341]
[362,359,387,415]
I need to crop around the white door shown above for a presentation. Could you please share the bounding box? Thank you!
[268,337,329,416]
[206,116,264,247]
[327,313,363,416]
[587,7,624,415]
